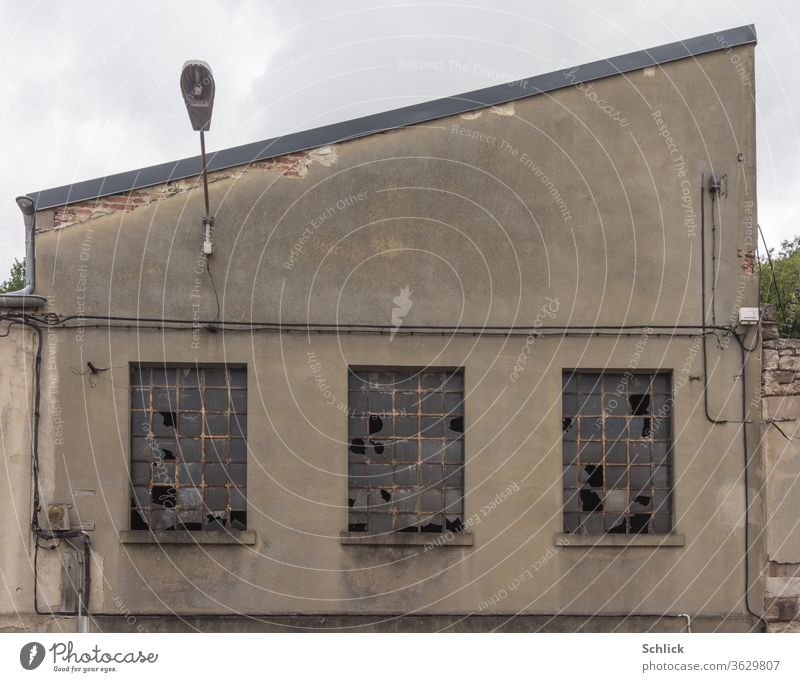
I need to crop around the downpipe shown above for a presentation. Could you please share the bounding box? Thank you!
[0,196,47,308]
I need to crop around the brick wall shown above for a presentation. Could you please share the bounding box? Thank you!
[38,145,337,231]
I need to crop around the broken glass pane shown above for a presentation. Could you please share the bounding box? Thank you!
[604,490,628,513]
[150,508,177,530]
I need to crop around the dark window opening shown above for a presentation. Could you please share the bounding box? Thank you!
[562,371,672,535]
[130,365,248,531]
[347,368,465,534]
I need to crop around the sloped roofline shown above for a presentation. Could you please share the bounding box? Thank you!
[28,24,756,211]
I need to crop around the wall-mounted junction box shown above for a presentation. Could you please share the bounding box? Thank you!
[739,307,760,325]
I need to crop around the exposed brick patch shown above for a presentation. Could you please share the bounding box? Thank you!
[742,249,756,275]
[764,596,799,622]
[43,145,338,231]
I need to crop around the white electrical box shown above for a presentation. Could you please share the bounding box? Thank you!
[739,307,760,325]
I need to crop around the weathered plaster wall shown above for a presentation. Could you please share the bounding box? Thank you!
[1,44,762,631]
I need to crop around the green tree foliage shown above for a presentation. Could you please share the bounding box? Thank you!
[0,257,25,294]
[760,237,800,337]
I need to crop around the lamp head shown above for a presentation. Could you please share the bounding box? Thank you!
[180,60,215,132]
[15,195,35,216]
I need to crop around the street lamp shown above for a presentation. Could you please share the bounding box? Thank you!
[180,60,216,254]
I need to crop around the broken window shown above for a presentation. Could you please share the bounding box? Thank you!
[130,365,247,531]
[562,371,672,535]
[348,369,464,534]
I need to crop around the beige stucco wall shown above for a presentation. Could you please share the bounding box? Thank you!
[1,44,761,630]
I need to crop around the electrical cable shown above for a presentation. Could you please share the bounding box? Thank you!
[700,173,729,424]
[0,313,92,618]
[205,256,220,325]
[732,330,767,631]
[768,421,798,444]
[710,177,719,327]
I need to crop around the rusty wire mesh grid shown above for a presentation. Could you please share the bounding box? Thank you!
[130,365,247,531]
[348,369,465,534]
[562,371,672,535]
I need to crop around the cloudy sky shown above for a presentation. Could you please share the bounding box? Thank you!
[0,0,796,278]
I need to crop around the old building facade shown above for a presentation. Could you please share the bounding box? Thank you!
[0,25,779,632]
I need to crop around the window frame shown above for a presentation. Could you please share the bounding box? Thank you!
[345,366,467,538]
[128,363,248,533]
[560,368,676,539]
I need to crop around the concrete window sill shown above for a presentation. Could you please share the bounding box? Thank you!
[340,531,474,546]
[554,533,684,548]
[120,530,256,545]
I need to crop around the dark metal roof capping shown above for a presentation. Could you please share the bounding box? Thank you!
[29,24,756,211]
